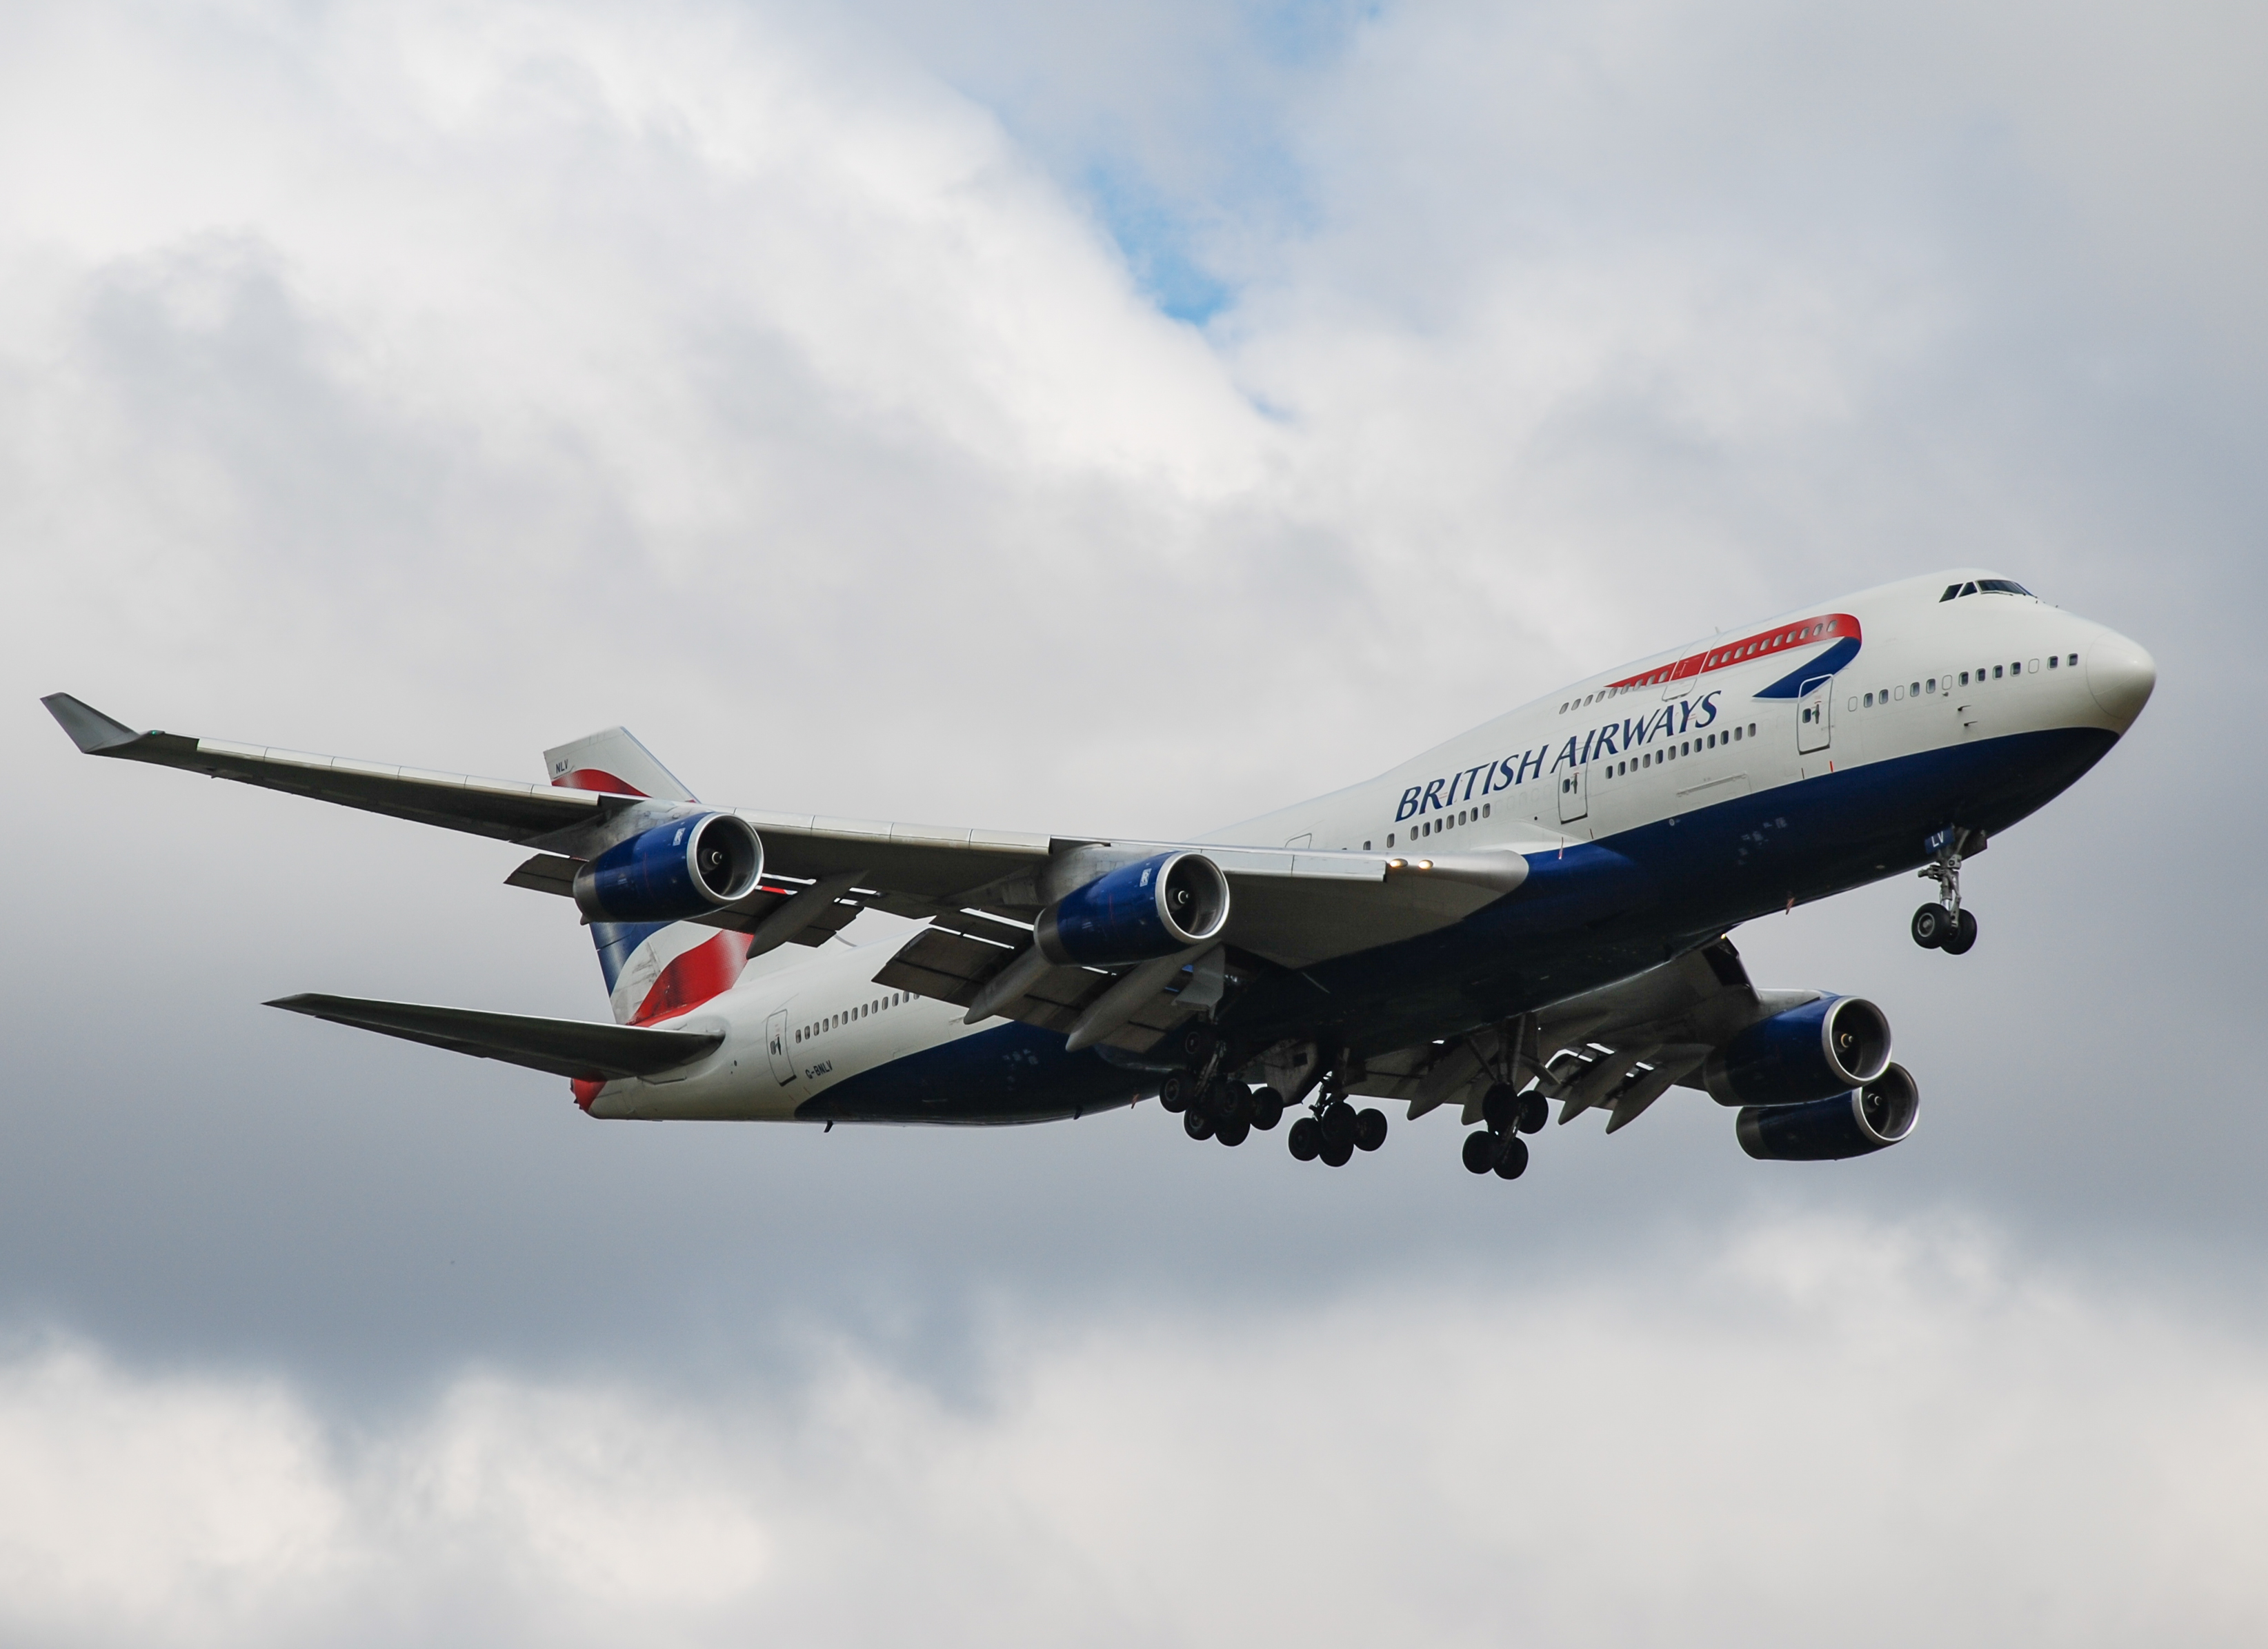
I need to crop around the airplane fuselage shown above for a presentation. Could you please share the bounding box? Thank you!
[584,569,2153,1125]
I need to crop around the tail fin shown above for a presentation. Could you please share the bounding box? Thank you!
[543,727,699,802]
[543,727,753,1025]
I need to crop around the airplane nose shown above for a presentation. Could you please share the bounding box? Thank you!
[2085,632,2157,730]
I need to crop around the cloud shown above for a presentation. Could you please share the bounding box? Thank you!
[0,0,2263,1617]
[1,1216,2264,1646]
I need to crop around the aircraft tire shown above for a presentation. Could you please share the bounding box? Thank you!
[1494,1135,1529,1180]
[1319,1101,1358,1152]
[1941,908,1979,955]
[1249,1087,1285,1131]
[1159,1072,1190,1113]
[1288,1116,1322,1161]
[1320,1138,1355,1167]
[1481,1083,1520,1132]
[1516,1091,1550,1134]
[1911,903,1948,948]
[1215,1117,1250,1147]
[1354,1107,1389,1152]
[1462,1130,1498,1174]
[1184,1108,1215,1141]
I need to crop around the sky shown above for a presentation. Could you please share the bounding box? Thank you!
[1,0,2264,1641]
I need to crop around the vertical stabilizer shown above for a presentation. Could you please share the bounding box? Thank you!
[543,727,697,802]
[542,728,750,1025]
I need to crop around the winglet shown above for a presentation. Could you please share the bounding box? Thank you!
[41,694,148,755]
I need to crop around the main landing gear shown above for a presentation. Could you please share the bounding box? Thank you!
[1911,828,1986,956]
[1157,1030,1387,1167]
[1462,1080,1546,1181]
[1286,1096,1386,1167]
[1156,1025,1287,1150]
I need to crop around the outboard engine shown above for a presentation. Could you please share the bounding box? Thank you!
[1738,1063,1920,1161]
[1703,994,1891,1107]
[1035,851,1231,966]
[573,811,764,923]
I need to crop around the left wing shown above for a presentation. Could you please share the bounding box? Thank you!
[1342,939,1805,1134]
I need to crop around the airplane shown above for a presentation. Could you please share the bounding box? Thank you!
[41,567,2154,1180]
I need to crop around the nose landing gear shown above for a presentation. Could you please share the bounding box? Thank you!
[1913,828,1984,956]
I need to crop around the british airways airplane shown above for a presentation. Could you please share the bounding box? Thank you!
[43,568,2153,1180]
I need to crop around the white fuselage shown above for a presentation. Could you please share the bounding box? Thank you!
[588,569,2152,1123]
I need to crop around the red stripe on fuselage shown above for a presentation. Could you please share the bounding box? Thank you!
[1604,613,1862,692]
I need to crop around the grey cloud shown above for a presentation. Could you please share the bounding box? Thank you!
[1,1216,2264,1646]
[0,0,2262,1628]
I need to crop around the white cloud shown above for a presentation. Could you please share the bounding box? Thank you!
[1,1218,2264,1646]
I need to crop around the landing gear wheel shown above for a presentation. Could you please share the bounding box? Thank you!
[1215,1117,1251,1147]
[1173,1023,1218,1068]
[1183,1109,1215,1141]
[1481,1083,1521,1134]
[1493,1135,1529,1180]
[1940,908,1980,955]
[1462,1130,1498,1174]
[1354,1107,1389,1152]
[1158,1071,1190,1114]
[1319,1102,1358,1153]
[1288,1116,1322,1161]
[1515,1091,1549,1135]
[1249,1087,1285,1132]
[1320,1138,1354,1167]
[1222,1085,1255,1130]
[1911,903,1948,948]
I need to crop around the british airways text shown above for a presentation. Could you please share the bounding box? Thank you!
[1395,692,1724,821]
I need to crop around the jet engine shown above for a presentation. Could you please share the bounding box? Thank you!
[572,811,763,923]
[1702,994,1891,1107]
[1035,851,1231,967]
[1738,1063,1920,1160]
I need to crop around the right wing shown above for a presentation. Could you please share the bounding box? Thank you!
[46,695,1543,1056]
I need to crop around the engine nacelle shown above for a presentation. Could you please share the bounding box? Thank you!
[1737,1063,1920,1160]
[1703,994,1891,1108]
[572,811,763,924]
[1035,851,1230,967]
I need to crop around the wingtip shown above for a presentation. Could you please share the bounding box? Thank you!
[41,693,146,755]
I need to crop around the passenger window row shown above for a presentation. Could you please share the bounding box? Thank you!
[1851,653,2080,710]
[1602,723,1755,781]
[795,992,911,1044]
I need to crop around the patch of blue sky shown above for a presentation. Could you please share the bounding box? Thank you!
[1084,161,1236,326]
[1245,0,1383,68]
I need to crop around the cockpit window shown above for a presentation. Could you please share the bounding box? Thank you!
[1940,577,2033,602]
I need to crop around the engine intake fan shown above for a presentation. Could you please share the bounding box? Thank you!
[1738,1063,1920,1161]
[1704,994,1891,1108]
[1035,851,1230,967]
[573,811,763,924]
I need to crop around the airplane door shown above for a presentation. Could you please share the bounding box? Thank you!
[1556,767,1589,824]
[1796,677,1833,754]
[765,1009,796,1085]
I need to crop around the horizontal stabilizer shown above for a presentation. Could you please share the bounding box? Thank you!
[265,994,721,1081]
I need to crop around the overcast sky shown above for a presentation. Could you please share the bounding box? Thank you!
[2,1,2264,1642]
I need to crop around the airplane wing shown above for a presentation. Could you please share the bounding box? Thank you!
[46,695,1546,1059]
[1343,938,1808,1134]
[266,993,720,1081]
